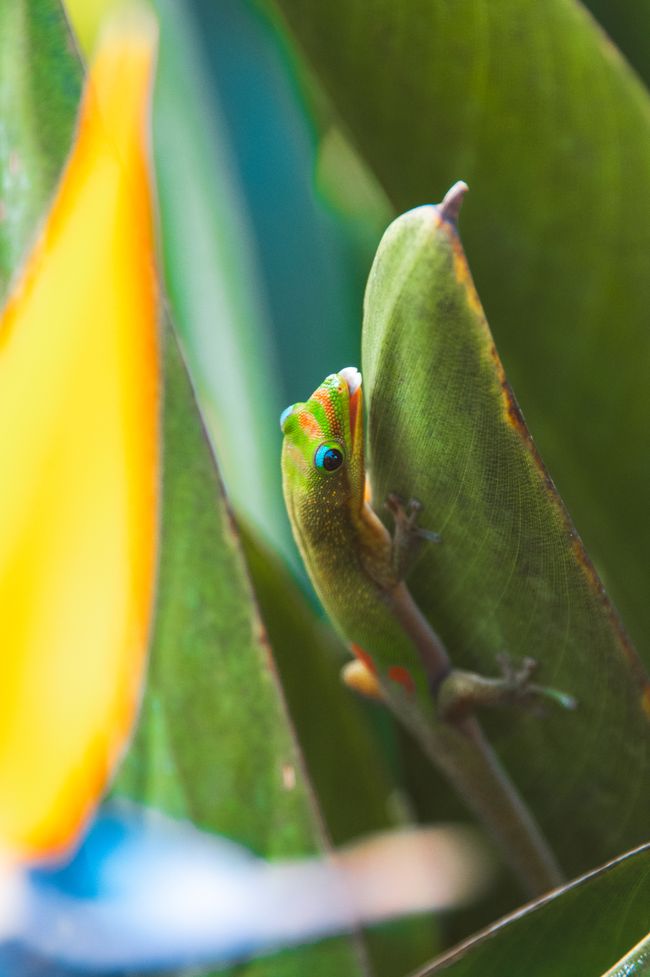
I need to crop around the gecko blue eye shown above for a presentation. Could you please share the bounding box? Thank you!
[314,442,344,472]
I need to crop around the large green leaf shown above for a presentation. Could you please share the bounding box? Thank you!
[416,845,650,976]
[114,329,370,977]
[362,200,650,883]
[0,0,81,298]
[264,0,650,668]
[243,534,440,974]
[242,533,398,845]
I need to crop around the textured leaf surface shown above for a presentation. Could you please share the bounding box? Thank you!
[0,0,81,294]
[362,202,650,883]
[417,846,650,977]
[266,0,650,668]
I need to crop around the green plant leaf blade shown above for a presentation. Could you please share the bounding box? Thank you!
[113,326,374,977]
[151,0,291,561]
[242,532,398,845]
[600,931,650,977]
[266,0,650,669]
[416,845,650,977]
[242,532,441,976]
[362,201,650,883]
[0,0,81,298]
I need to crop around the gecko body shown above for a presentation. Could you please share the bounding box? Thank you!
[281,367,565,896]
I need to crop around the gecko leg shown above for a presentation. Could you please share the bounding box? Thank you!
[437,653,577,722]
[385,493,440,581]
[341,658,383,701]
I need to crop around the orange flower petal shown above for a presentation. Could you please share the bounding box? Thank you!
[0,10,159,860]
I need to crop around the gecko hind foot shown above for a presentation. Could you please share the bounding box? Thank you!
[438,653,577,722]
[496,653,577,714]
[495,653,538,699]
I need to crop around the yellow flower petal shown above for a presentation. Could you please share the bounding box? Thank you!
[0,10,159,860]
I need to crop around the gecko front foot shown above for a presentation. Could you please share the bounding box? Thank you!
[385,493,440,580]
[437,653,577,722]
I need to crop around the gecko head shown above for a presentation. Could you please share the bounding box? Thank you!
[280,367,365,516]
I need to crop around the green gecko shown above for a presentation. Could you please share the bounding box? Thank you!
[281,366,570,897]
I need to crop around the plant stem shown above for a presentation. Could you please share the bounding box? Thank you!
[387,582,564,896]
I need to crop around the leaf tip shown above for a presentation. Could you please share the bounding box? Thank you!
[438,180,469,224]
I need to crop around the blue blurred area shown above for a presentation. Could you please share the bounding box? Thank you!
[186,0,363,402]
[0,805,261,975]
[27,815,131,901]
[0,806,460,975]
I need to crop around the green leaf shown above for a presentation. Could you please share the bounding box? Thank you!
[417,845,650,976]
[114,327,372,977]
[242,533,440,976]
[151,0,290,560]
[242,532,398,844]
[0,0,81,298]
[116,332,316,854]
[600,930,650,977]
[582,1,650,89]
[265,0,650,668]
[362,199,650,884]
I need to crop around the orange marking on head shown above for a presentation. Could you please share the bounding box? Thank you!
[312,387,340,436]
[311,387,336,425]
[351,643,377,674]
[388,666,416,695]
[348,386,362,447]
[297,410,323,439]
[312,387,335,412]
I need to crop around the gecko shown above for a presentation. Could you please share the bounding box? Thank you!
[281,366,571,896]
